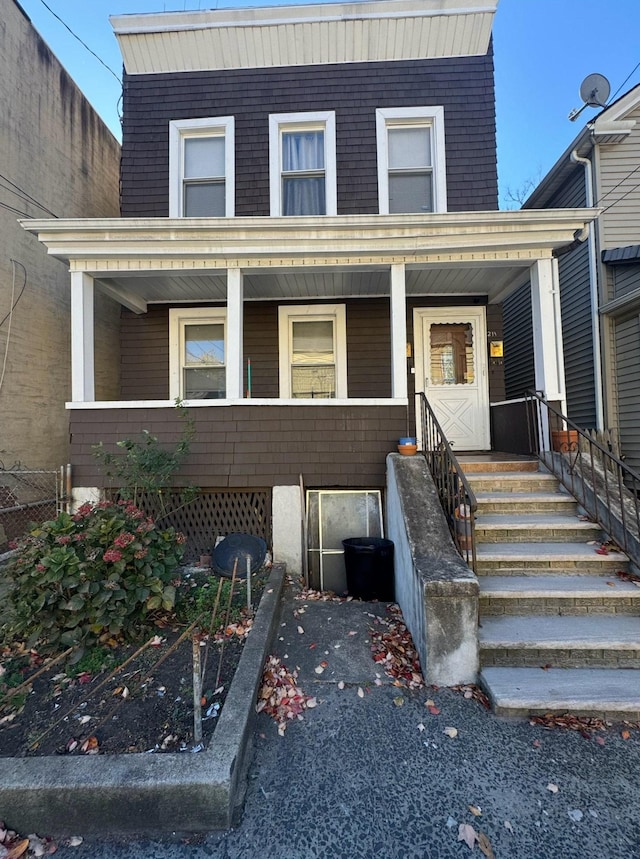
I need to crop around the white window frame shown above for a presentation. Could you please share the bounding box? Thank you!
[269,111,337,216]
[169,307,227,400]
[169,117,235,217]
[376,106,447,215]
[278,304,347,399]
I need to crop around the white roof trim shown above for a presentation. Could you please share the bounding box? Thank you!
[111,0,497,74]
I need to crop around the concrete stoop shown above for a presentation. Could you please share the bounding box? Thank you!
[460,457,640,719]
[0,564,286,837]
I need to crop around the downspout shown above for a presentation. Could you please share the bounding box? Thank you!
[570,148,605,430]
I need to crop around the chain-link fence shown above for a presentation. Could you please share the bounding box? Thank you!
[0,465,69,551]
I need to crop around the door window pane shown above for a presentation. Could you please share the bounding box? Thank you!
[429,322,474,385]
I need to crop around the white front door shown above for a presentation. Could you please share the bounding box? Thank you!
[414,307,490,451]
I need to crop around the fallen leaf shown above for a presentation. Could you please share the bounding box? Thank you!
[458,823,477,850]
[77,672,92,684]
[622,730,631,740]
[547,783,559,793]
[67,836,83,847]
[504,820,514,833]
[337,680,345,690]
[477,832,495,859]
[149,635,164,646]
[297,626,304,634]
[357,687,364,698]
[468,805,482,816]
[393,696,405,707]
[78,715,91,725]
[314,665,325,675]
[533,739,541,748]
[595,736,606,746]
[417,723,425,733]
[80,736,99,754]
[428,705,441,715]
[348,631,358,636]
[309,643,317,649]
[443,726,458,739]
[606,581,616,588]
[568,809,583,822]
[4,838,30,859]
[425,698,435,707]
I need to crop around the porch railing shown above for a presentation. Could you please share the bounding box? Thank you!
[416,392,477,570]
[525,390,640,568]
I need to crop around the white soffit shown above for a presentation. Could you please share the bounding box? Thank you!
[110,0,498,74]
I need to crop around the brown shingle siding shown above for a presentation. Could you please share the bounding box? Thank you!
[121,52,497,217]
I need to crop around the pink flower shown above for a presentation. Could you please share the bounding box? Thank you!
[176,532,187,545]
[56,535,72,545]
[36,563,46,572]
[75,502,93,518]
[103,548,123,563]
[99,500,113,509]
[8,540,18,550]
[113,532,135,549]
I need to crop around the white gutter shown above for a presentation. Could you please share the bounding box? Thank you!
[570,148,605,431]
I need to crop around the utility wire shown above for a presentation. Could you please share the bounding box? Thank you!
[595,161,640,207]
[0,261,27,329]
[34,0,121,84]
[600,178,640,216]
[609,61,640,104]
[0,173,58,218]
[0,199,32,219]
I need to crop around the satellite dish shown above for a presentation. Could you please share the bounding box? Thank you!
[568,73,611,121]
[579,73,611,108]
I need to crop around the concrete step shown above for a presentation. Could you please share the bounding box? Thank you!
[475,491,577,515]
[480,666,640,719]
[479,575,640,615]
[475,541,628,574]
[459,458,539,474]
[467,472,560,494]
[479,614,640,668]
[474,513,602,544]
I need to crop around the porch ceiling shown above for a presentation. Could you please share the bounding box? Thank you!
[94,263,525,305]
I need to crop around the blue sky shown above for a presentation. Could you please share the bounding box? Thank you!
[15,0,640,208]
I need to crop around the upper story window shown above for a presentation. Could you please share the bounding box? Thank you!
[169,307,226,399]
[169,117,235,217]
[376,107,447,215]
[269,112,337,216]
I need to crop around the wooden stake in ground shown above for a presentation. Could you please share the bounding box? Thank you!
[215,557,238,690]
[192,634,203,746]
[246,556,252,613]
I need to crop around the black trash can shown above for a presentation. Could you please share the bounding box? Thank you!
[342,537,395,601]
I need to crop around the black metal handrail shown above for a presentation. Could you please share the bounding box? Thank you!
[525,390,640,567]
[416,392,477,570]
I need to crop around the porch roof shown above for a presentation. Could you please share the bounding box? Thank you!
[22,209,597,307]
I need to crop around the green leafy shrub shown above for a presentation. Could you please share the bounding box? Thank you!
[3,500,186,652]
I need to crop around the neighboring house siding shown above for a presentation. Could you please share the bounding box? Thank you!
[614,312,640,473]
[69,405,406,489]
[0,0,120,469]
[120,51,498,217]
[558,239,596,426]
[599,103,640,249]
[612,260,640,299]
[503,281,534,398]
[505,167,596,425]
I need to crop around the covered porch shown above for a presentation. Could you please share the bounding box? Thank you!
[23,210,595,492]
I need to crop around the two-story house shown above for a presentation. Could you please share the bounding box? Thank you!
[504,83,640,473]
[23,0,594,571]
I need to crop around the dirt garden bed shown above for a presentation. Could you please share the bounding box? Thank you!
[0,565,265,758]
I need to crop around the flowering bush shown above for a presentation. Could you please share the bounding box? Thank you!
[3,500,186,652]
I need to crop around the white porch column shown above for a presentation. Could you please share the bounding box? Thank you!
[226,267,244,399]
[531,258,566,411]
[70,271,95,402]
[390,263,408,399]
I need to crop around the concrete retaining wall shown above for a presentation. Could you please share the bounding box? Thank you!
[386,454,479,686]
[0,564,285,836]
